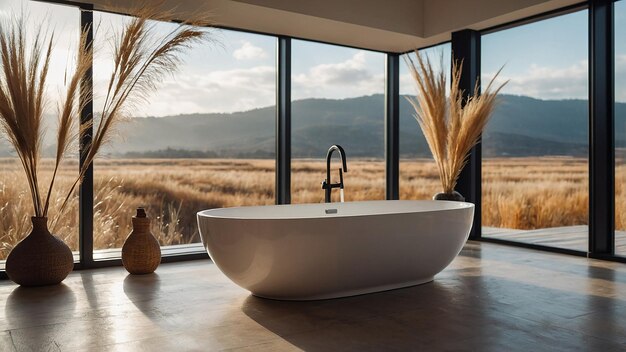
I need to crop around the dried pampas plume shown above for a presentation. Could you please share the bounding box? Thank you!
[0,3,216,230]
[404,51,507,195]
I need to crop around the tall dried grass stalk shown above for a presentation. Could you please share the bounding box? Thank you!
[0,5,214,229]
[404,51,507,194]
[0,15,91,219]
[54,5,214,227]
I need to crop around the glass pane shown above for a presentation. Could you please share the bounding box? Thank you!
[615,0,626,256]
[399,44,451,200]
[0,1,80,267]
[92,12,275,257]
[481,10,589,251]
[291,40,385,203]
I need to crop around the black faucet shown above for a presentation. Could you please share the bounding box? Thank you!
[321,145,348,203]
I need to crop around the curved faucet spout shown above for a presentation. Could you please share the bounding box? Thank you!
[326,145,347,175]
[323,145,348,203]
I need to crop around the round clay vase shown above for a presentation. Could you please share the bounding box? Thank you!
[433,191,465,202]
[5,217,74,286]
[122,208,161,275]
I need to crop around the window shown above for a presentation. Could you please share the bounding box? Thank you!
[615,0,626,256]
[5,1,626,274]
[92,12,276,257]
[0,1,80,267]
[399,44,451,200]
[481,10,589,251]
[290,40,385,203]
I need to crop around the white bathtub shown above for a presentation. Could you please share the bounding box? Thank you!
[197,200,474,300]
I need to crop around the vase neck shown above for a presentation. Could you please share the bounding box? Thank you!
[31,217,51,235]
[132,217,151,233]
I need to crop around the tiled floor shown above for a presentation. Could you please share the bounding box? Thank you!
[1,241,626,351]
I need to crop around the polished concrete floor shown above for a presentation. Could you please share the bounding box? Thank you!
[1,241,626,351]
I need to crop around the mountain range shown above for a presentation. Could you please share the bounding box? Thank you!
[2,94,625,158]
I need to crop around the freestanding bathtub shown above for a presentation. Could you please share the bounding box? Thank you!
[197,200,474,300]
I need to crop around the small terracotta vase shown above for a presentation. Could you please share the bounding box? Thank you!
[122,208,161,274]
[5,217,74,286]
[433,191,465,202]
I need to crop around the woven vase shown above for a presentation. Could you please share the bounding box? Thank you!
[5,217,74,286]
[122,208,161,274]
[433,191,465,202]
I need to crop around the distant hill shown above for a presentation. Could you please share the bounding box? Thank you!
[1,94,625,158]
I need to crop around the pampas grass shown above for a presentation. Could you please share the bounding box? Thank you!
[0,5,215,230]
[0,15,88,219]
[54,5,215,227]
[404,51,507,194]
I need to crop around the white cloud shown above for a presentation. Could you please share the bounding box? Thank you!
[482,56,626,101]
[114,65,276,116]
[484,61,589,100]
[94,50,386,116]
[232,41,268,61]
[0,0,15,17]
[292,51,384,99]
[400,73,419,96]
[88,50,626,117]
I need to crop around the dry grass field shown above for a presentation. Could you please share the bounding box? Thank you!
[2,156,623,260]
[482,157,589,229]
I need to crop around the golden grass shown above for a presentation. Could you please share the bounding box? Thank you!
[3,156,624,261]
[482,157,589,229]
[92,158,275,250]
[292,159,386,203]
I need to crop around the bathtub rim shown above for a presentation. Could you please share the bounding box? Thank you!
[197,199,474,221]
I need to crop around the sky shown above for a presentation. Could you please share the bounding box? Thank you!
[482,10,591,100]
[0,1,79,111]
[1,0,625,118]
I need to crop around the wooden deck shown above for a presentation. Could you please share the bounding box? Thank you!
[483,226,626,253]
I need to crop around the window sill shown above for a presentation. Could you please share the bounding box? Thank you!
[1,243,208,279]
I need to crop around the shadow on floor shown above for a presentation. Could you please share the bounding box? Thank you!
[239,267,626,351]
[5,284,76,328]
[122,273,162,314]
[240,279,475,351]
